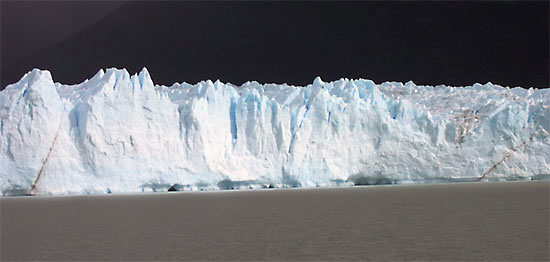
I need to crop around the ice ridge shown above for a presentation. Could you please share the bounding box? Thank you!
[0,68,549,196]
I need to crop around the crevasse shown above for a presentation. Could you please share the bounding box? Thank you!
[0,68,549,196]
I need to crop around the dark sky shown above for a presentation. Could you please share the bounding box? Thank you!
[1,1,548,89]
[1,1,126,67]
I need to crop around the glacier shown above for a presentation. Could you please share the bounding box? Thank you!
[0,68,549,196]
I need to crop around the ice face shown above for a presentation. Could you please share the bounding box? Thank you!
[1,68,549,196]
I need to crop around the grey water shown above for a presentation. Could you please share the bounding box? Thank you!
[1,181,549,261]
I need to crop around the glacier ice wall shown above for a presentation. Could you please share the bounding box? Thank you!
[1,68,549,195]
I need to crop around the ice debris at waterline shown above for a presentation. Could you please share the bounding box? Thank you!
[0,68,549,196]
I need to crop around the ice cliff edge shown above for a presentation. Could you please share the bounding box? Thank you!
[1,68,549,196]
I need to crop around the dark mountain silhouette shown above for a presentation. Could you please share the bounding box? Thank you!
[1,1,548,89]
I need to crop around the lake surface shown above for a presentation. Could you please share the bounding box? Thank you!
[1,181,549,261]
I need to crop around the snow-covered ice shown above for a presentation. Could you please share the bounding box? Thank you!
[1,68,549,196]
